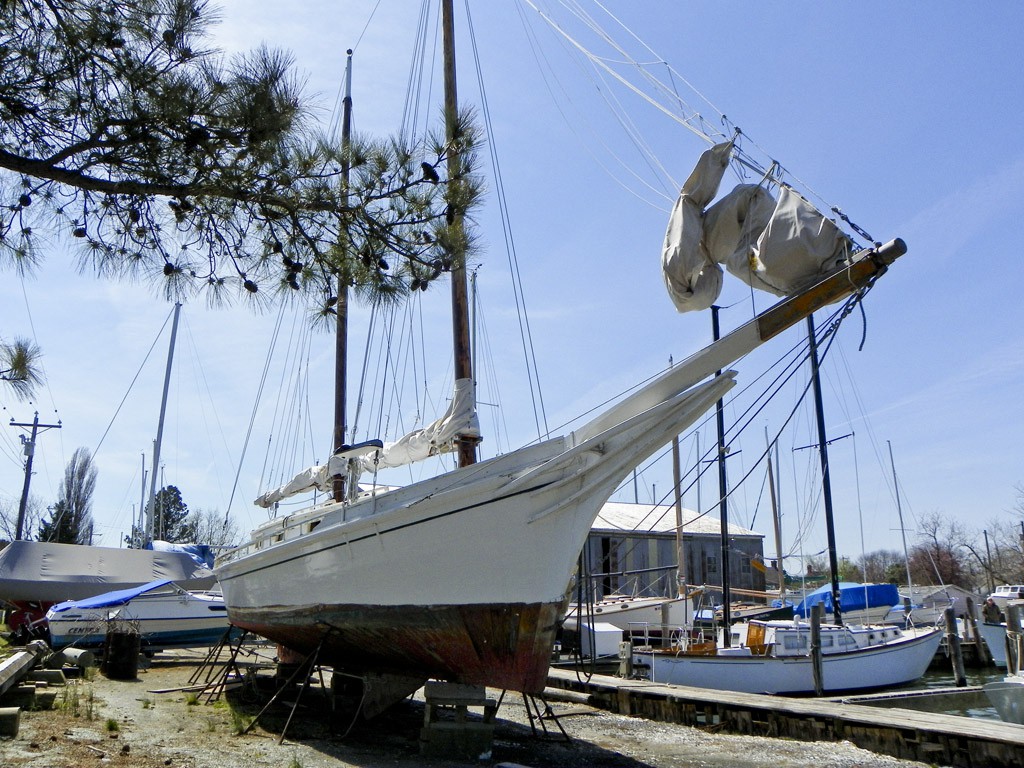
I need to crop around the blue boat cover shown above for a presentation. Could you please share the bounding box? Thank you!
[49,579,173,614]
[146,540,215,569]
[794,582,900,618]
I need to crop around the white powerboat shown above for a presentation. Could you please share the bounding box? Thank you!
[46,579,229,651]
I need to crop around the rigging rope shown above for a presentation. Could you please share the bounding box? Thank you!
[517,0,874,248]
[91,305,175,459]
[604,288,871,577]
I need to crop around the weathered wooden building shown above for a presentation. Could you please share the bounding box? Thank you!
[581,501,765,599]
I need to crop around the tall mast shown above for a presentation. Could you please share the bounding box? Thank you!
[442,0,477,467]
[146,302,181,543]
[670,356,687,599]
[712,306,731,645]
[888,440,914,610]
[766,430,785,602]
[672,435,686,598]
[137,453,147,547]
[806,313,843,626]
[332,50,354,503]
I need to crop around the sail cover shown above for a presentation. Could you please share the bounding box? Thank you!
[356,377,479,472]
[254,378,480,508]
[729,186,851,296]
[661,141,732,312]
[663,145,854,311]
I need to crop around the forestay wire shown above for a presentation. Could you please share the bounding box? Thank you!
[518,0,877,249]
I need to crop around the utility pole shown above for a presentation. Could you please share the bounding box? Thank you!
[9,411,62,540]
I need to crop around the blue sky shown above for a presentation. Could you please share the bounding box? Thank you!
[2,2,1023,573]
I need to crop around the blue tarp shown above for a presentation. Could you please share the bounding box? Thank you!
[794,581,900,617]
[48,579,172,614]
[146,540,215,569]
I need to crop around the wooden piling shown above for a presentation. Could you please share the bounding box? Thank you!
[965,596,993,667]
[810,603,823,697]
[1007,604,1022,675]
[944,606,966,687]
[0,641,48,698]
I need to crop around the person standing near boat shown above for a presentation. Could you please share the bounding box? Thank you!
[983,597,1003,624]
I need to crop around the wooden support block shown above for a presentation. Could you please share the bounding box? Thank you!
[26,669,67,686]
[1,685,37,709]
[0,706,20,738]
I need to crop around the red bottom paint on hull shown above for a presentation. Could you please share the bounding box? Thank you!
[228,601,566,693]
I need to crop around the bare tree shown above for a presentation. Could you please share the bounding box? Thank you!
[188,507,239,548]
[843,549,905,583]
[907,510,980,589]
[0,494,43,541]
[975,494,1024,586]
[37,447,97,544]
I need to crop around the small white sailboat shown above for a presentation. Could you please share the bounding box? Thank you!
[632,618,942,695]
[564,593,696,639]
[45,578,230,651]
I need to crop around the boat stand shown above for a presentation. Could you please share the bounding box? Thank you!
[188,627,259,704]
[522,693,572,743]
[242,637,326,745]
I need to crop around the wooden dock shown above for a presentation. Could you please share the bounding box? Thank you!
[545,668,1024,767]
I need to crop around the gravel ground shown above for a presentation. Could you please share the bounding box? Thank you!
[1,649,941,768]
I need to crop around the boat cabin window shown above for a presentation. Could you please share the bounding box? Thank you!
[782,633,808,651]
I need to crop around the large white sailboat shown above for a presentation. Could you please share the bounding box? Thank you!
[216,236,905,695]
[215,3,908,703]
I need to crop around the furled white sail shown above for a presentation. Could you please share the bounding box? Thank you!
[661,141,733,312]
[253,378,479,508]
[663,144,854,311]
[703,183,776,272]
[254,464,332,509]
[356,377,479,472]
[726,186,851,296]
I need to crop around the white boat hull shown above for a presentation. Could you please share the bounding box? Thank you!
[218,378,733,693]
[634,626,942,695]
[565,596,692,633]
[47,589,230,650]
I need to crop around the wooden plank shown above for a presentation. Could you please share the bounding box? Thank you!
[0,642,48,697]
